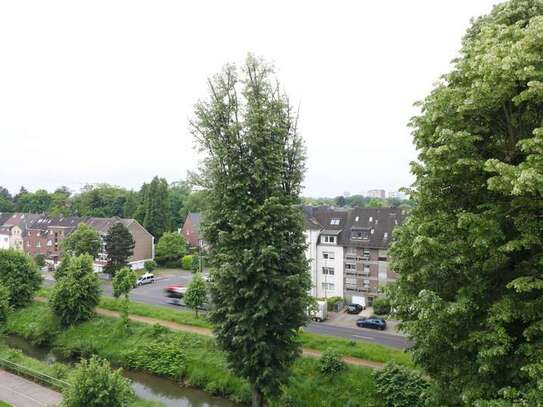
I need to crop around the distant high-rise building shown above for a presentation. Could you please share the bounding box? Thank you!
[366,189,386,199]
[343,191,351,197]
[388,191,406,200]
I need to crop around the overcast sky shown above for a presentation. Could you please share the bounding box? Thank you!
[0,0,500,197]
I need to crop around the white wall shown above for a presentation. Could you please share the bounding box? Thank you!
[305,229,321,297]
[315,242,344,298]
[0,234,9,250]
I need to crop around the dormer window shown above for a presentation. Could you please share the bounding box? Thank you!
[322,235,336,244]
[351,228,370,240]
[330,219,340,225]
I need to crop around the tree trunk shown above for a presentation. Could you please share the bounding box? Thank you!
[251,386,263,407]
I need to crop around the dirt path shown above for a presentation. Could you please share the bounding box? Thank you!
[35,297,384,369]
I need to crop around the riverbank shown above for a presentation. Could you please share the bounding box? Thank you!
[37,288,412,367]
[6,302,385,406]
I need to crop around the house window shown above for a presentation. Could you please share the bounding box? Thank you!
[330,219,340,225]
[363,265,370,275]
[351,229,369,240]
[322,235,336,244]
[36,242,41,248]
[47,240,52,246]
[363,249,370,258]
[345,263,356,270]
[321,282,335,291]
[322,267,335,275]
[323,251,335,260]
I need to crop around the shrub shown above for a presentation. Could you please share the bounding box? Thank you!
[373,298,391,316]
[124,339,187,379]
[184,272,207,317]
[62,356,135,407]
[326,296,343,311]
[144,260,157,273]
[54,255,72,281]
[373,363,430,407]
[0,284,11,326]
[0,249,42,308]
[182,255,195,270]
[319,349,345,376]
[34,254,46,268]
[50,254,101,327]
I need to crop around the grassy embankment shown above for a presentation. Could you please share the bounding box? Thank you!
[0,340,162,407]
[6,302,385,406]
[38,287,412,366]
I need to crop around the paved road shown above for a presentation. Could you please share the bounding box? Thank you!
[0,369,62,407]
[43,270,410,349]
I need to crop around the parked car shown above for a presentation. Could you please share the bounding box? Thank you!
[345,303,364,314]
[136,272,155,286]
[356,316,387,330]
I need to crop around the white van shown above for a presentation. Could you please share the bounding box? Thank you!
[136,272,155,286]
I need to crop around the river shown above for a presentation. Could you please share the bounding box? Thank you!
[4,335,240,407]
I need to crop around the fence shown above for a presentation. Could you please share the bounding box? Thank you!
[0,357,69,391]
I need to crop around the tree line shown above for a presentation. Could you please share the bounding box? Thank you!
[303,194,414,209]
[0,179,208,239]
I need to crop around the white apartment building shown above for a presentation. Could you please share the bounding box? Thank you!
[304,206,406,306]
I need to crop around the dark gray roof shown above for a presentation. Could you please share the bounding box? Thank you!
[28,215,85,231]
[2,213,42,232]
[186,212,201,230]
[303,206,406,249]
[0,213,11,227]
[85,217,133,234]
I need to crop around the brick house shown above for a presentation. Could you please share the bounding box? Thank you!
[0,213,154,271]
[180,212,203,248]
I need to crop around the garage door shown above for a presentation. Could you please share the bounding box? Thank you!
[351,296,366,307]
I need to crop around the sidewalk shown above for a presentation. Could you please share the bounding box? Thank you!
[0,369,62,407]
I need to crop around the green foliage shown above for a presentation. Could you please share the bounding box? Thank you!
[193,55,312,402]
[34,254,46,268]
[155,232,187,267]
[7,302,384,407]
[0,249,42,308]
[143,260,157,272]
[62,355,135,407]
[50,254,101,326]
[54,255,72,281]
[184,273,207,317]
[0,284,11,327]
[325,296,343,311]
[112,267,137,299]
[62,222,102,258]
[372,298,390,316]
[71,184,131,218]
[124,338,187,378]
[389,1,543,404]
[104,223,135,276]
[319,349,345,376]
[140,176,172,239]
[373,363,430,407]
[181,254,195,270]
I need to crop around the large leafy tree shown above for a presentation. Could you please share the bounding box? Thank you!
[103,223,135,276]
[49,254,101,326]
[63,223,102,258]
[192,55,311,406]
[0,249,42,308]
[390,1,543,405]
[141,176,172,239]
[155,232,187,267]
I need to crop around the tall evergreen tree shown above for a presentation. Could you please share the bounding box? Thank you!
[192,55,310,406]
[390,1,543,405]
[141,177,172,239]
[103,223,135,276]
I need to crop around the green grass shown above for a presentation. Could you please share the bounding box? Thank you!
[6,302,385,406]
[299,332,412,366]
[0,339,163,407]
[38,285,411,365]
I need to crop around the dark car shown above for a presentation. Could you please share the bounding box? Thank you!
[345,304,364,314]
[356,317,387,331]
